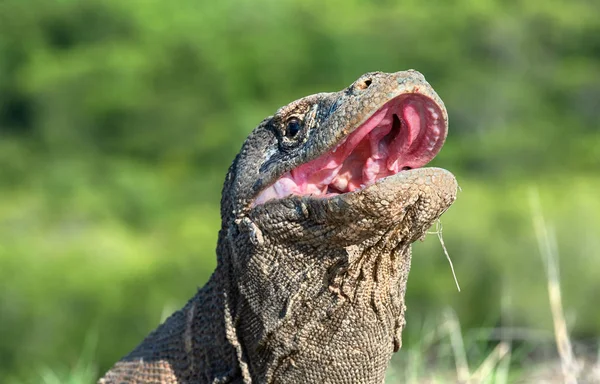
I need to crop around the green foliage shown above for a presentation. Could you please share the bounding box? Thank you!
[0,0,598,381]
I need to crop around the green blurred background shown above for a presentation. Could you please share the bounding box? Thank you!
[0,0,599,382]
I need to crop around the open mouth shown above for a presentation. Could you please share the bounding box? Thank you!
[254,94,447,206]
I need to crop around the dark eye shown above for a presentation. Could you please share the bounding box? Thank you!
[285,117,302,138]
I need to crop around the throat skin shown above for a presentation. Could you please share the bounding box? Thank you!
[229,211,414,383]
[100,70,458,384]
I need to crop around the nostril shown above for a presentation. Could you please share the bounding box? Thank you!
[356,78,372,90]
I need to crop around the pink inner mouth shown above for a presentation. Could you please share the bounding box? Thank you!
[254,94,446,205]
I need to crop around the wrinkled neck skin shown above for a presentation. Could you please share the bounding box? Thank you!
[213,207,410,383]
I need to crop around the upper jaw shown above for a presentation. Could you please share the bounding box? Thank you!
[305,70,448,162]
[252,70,449,208]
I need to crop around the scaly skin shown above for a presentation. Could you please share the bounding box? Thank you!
[100,70,457,384]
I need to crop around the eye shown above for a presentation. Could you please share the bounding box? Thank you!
[285,117,302,138]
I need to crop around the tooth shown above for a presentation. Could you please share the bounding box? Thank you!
[388,158,401,172]
[331,176,348,191]
[305,184,325,195]
[363,157,384,184]
[428,106,439,120]
[428,137,437,151]
[253,186,277,205]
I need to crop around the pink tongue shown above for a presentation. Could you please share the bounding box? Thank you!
[291,106,389,185]
[290,101,427,191]
[289,97,437,196]
[387,103,422,172]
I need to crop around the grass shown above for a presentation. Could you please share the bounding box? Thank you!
[2,174,599,383]
[386,188,600,383]
[34,331,98,384]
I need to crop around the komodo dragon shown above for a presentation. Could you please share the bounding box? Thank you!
[100,70,457,383]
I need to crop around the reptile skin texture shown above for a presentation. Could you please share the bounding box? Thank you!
[99,70,458,384]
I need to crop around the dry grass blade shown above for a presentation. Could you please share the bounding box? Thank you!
[432,220,461,292]
[494,347,512,384]
[443,308,470,382]
[529,188,579,384]
[470,342,511,382]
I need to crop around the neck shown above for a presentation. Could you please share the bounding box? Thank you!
[188,257,252,383]
[126,261,248,383]
[223,225,413,383]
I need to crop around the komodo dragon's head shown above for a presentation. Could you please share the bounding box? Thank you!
[219,70,457,382]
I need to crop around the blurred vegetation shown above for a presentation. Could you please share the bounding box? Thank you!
[0,0,598,382]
